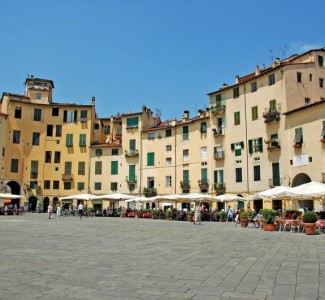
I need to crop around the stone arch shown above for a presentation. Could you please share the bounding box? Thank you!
[5,181,21,208]
[28,196,38,212]
[291,173,311,187]
[43,197,50,213]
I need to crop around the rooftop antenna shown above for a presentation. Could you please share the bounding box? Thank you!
[280,45,289,59]
[269,49,274,62]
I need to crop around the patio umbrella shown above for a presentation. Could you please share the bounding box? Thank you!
[59,193,98,201]
[271,182,325,199]
[247,186,291,201]
[125,196,149,203]
[214,194,248,202]
[93,193,134,200]
[0,193,23,199]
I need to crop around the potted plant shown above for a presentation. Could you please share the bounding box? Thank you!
[165,209,172,221]
[219,210,227,222]
[302,211,318,235]
[261,209,278,231]
[187,210,194,222]
[239,211,250,228]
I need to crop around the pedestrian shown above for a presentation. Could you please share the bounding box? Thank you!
[56,202,62,219]
[48,203,53,219]
[78,202,84,219]
[226,205,233,222]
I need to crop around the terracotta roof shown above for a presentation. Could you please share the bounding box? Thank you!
[283,99,325,115]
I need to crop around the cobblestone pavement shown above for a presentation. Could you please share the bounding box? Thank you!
[0,213,324,300]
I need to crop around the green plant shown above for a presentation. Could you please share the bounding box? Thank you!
[302,211,318,223]
[219,210,226,220]
[165,209,172,219]
[187,210,194,217]
[240,211,249,219]
[261,209,278,224]
[142,187,157,197]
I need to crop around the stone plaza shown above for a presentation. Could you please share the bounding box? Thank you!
[0,213,324,300]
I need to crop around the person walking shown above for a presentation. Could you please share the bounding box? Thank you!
[56,202,62,219]
[226,205,233,223]
[48,203,53,219]
[78,202,84,219]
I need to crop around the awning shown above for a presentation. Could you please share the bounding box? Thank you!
[61,199,72,204]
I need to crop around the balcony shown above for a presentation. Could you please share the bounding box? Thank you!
[293,142,302,149]
[62,173,74,181]
[213,183,226,195]
[265,139,281,151]
[180,181,190,190]
[269,178,281,188]
[125,149,139,157]
[211,105,226,115]
[263,110,280,124]
[126,176,137,183]
[30,172,38,179]
[198,180,209,189]
[80,117,87,123]
[212,127,224,136]
[213,150,225,160]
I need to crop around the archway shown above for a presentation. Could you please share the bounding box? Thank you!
[43,197,49,213]
[291,173,313,211]
[28,196,37,212]
[5,181,21,208]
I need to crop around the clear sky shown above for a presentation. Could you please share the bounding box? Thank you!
[0,0,324,120]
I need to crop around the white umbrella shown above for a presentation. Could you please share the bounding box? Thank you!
[272,182,325,199]
[125,196,149,203]
[215,194,248,202]
[247,186,291,201]
[0,193,23,199]
[93,193,134,200]
[59,193,98,201]
[176,193,217,202]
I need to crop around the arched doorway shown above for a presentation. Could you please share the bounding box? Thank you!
[43,197,49,213]
[28,196,37,212]
[291,173,313,211]
[5,181,21,208]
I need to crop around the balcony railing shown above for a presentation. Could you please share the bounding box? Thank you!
[180,181,190,189]
[62,173,74,181]
[213,183,226,195]
[263,110,280,123]
[211,105,226,115]
[198,180,209,189]
[265,139,281,151]
[213,150,225,160]
[269,178,281,188]
[293,142,302,149]
[125,149,139,157]
[126,176,137,183]
[212,127,224,136]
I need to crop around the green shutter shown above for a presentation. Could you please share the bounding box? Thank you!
[74,111,78,122]
[63,110,67,122]
[111,161,118,175]
[258,137,263,152]
[240,141,244,149]
[248,140,253,154]
[129,165,136,181]
[200,122,207,133]
[79,134,86,147]
[231,143,234,151]
[147,153,154,166]
[201,169,207,182]
[183,170,189,182]
[66,134,73,147]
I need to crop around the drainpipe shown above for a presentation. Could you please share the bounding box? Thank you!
[243,84,250,194]
[174,126,177,194]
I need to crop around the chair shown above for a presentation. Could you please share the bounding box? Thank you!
[276,219,284,231]
[254,218,261,228]
[234,214,240,227]
[291,220,300,233]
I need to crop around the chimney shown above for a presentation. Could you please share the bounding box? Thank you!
[276,57,280,65]
[255,65,260,76]
[142,105,147,113]
[235,75,240,84]
[182,110,189,122]
[91,96,95,106]
[223,83,228,88]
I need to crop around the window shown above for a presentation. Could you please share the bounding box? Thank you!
[36,93,42,100]
[47,125,53,137]
[254,165,261,181]
[63,110,77,123]
[201,168,208,184]
[80,110,87,122]
[251,82,257,93]
[34,108,42,121]
[112,149,118,155]
[32,132,40,146]
[13,130,20,144]
[269,99,276,112]
[44,180,50,189]
[64,182,72,190]
[166,128,172,137]
[297,72,302,83]
[56,125,62,137]
[318,55,324,67]
[53,181,60,189]
[235,168,242,182]
[64,162,72,174]
[322,120,325,138]
[147,177,155,188]
[30,161,38,179]
[200,122,207,133]
[234,112,240,125]
[182,126,189,140]
[94,123,99,130]
[248,138,263,153]
[128,165,136,182]
[166,157,172,166]
[94,182,102,190]
[15,107,22,118]
[111,182,118,191]
[95,161,102,175]
[157,132,162,139]
[252,106,258,121]
[183,170,189,185]
[268,74,275,85]
[126,117,139,128]
[201,162,207,166]
[78,162,85,175]
[183,149,189,162]
[293,127,303,144]
[54,151,60,163]
[29,181,38,189]
[148,133,155,140]
[309,74,313,81]
[320,78,324,88]
[111,161,118,175]
[166,145,172,151]
[52,107,59,116]
[66,134,73,147]
[165,176,172,187]
[231,142,244,156]
[216,93,222,104]
[11,159,19,173]
[45,151,52,163]
[214,170,224,184]
[214,146,224,158]
[79,134,86,147]
[201,147,207,160]
[147,152,155,166]
[305,98,311,105]
[95,149,102,156]
[233,87,240,98]
[104,125,110,134]
[77,182,84,191]
[130,139,136,151]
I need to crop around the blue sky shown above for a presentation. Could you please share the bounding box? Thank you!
[0,0,324,120]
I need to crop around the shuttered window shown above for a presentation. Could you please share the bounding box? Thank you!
[147,152,155,166]
[66,134,73,147]
[79,134,86,147]
[111,161,118,175]
[293,127,303,144]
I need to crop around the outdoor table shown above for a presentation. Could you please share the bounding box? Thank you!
[316,220,325,232]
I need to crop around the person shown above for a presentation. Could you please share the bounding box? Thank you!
[78,202,84,219]
[56,202,62,219]
[194,206,201,225]
[226,205,233,222]
[48,203,53,219]
[247,204,252,215]
[36,202,40,213]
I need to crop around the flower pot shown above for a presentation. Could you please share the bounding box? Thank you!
[303,223,316,235]
[263,223,276,231]
[240,219,249,228]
